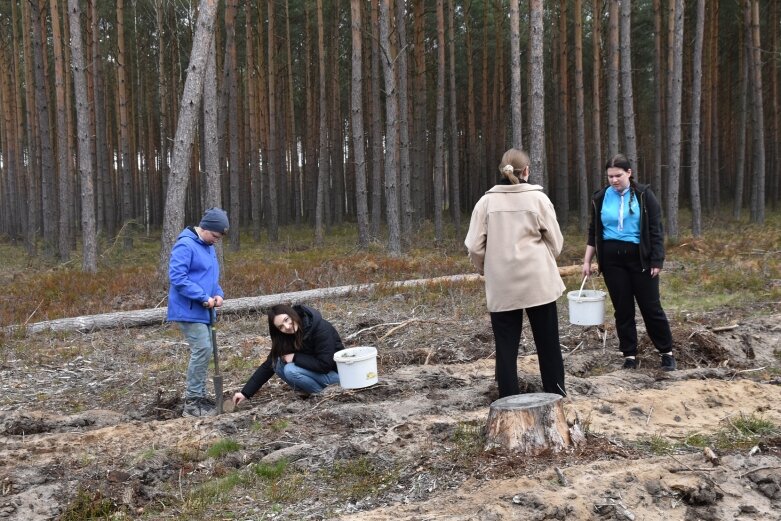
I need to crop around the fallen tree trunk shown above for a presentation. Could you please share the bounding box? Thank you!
[12,265,588,334]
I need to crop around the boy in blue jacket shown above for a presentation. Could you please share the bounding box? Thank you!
[168,207,229,417]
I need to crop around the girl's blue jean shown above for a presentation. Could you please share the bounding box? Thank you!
[273,358,340,394]
[178,321,212,399]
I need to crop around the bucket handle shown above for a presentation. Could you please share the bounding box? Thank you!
[577,275,596,300]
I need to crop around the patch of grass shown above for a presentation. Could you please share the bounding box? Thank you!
[323,456,399,501]
[681,414,779,452]
[61,487,119,520]
[253,460,288,480]
[450,421,486,463]
[207,438,242,459]
[642,434,675,455]
[270,419,290,432]
[183,469,254,515]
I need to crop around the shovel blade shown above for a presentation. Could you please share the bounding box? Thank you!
[213,375,224,414]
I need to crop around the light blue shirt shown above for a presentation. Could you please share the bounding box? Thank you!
[601,187,640,243]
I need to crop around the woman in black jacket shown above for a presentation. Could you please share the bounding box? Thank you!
[581,154,676,371]
[233,304,343,404]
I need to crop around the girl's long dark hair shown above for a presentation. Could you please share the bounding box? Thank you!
[267,304,303,359]
[605,153,637,214]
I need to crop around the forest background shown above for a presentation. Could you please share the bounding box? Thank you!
[0,0,778,279]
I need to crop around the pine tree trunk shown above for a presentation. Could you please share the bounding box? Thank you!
[432,0,446,243]
[158,0,219,280]
[379,0,401,255]
[689,0,705,237]
[574,0,588,232]
[21,0,39,256]
[50,0,71,261]
[747,0,766,224]
[395,0,413,239]
[315,0,328,246]
[447,0,461,236]
[116,0,134,249]
[285,0,302,226]
[369,0,383,237]
[556,1,569,218]
[509,0,522,149]
[619,0,638,167]
[529,0,546,189]
[666,0,684,240]
[267,0,280,242]
[31,0,58,257]
[734,23,748,219]
[591,0,603,195]
[607,0,620,156]
[224,0,241,250]
[68,0,98,273]
[652,0,664,202]
[350,0,369,249]
[412,0,427,223]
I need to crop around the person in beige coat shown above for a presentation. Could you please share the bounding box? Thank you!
[465,148,566,398]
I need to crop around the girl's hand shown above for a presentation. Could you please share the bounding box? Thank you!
[581,262,592,279]
[232,392,247,406]
[650,267,661,278]
[283,353,295,363]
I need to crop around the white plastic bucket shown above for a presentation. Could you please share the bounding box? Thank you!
[567,277,606,326]
[567,289,606,325]
[334,346,378,389]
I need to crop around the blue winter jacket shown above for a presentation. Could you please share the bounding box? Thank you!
[167,227,224,324]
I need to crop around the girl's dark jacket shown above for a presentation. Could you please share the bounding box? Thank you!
[240,305,344,398]
[587,183,666,271]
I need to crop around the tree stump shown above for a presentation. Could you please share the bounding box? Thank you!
[485,393,578,455]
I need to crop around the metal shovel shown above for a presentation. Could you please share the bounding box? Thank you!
[208,307,224,415]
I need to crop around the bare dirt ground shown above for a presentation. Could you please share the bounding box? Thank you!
[1,282,780,520]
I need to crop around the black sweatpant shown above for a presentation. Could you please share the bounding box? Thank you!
[601,240,673,357]
[489,301,566,398]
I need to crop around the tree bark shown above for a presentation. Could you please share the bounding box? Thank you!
[369,0,384,238]
[689,0,705,237]
[591,0,603,195]
[509,0,522,150]
[50,0,72,262]
[267,0,281,242]
[746,0,766,224]
[529,0,546,189]
[315,0,328,246]
[556,0,569,219]
[447,0,461,236]
[396,0,413,240]
[606,0,620,156]
[351,0,370,249]
[433,0,446,243]
[485,394,580,455]
[158,0,219,279]
[619,0,638,167]
[379,0,401,255]
[68,0,98,272]
[652,0,664,200]
[116,0,134,250]
[666,0,684,240]
[574,0,588,232]
[31,0,58,257]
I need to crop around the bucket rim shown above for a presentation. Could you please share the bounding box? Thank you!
[334,346,377,363]
[567,289,606,302]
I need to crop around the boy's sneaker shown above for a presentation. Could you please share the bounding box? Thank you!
[660,353,677,371]
[182,397,216,417]
[622,357,638,369]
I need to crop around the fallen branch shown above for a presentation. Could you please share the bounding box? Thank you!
[711,324,739,333]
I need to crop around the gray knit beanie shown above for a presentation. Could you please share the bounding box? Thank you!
[199,207,229,234]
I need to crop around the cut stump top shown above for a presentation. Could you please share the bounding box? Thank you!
[489,393,564,410]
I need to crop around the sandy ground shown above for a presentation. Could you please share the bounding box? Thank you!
[1,289,780,520]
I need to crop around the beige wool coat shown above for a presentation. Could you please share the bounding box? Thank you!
[464,183,566,312]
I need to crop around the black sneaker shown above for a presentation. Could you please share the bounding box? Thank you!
[622,357,638,369]
[182,397,216,417]
[660,354,677,371]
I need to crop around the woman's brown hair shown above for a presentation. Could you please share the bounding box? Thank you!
[267,304,303,359]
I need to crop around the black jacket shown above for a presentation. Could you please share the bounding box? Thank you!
[587,183,665,271]
[240,305,344,398]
